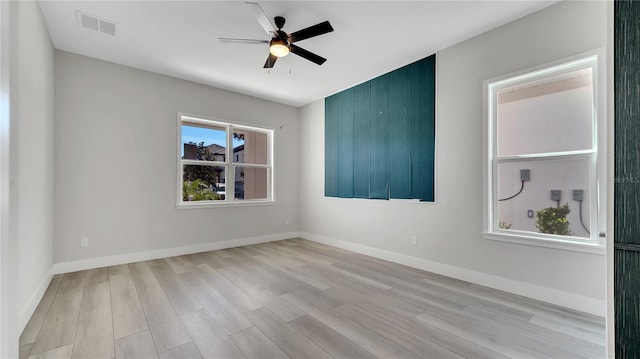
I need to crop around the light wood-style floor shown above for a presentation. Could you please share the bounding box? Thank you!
[20,238,605,359]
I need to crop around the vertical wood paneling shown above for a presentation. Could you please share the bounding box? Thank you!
[369,73,392,199]
[615,249,640,357]
[410,56,436,202]
[325,55,436,201]
[615,1,640,357]
[389,66,412,199]
[324,95,340,197]
[337,88,354,198]
[353,82,372,198]
[615,0,640,246]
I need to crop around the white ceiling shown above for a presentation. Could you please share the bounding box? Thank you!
[39,1,558,107]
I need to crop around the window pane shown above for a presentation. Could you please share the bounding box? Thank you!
[182,165,226,201]
[234,167,268,200]
[496,68,593,157]
[232,129,268,165]
[496,158,590,238]
[182,124,227,162]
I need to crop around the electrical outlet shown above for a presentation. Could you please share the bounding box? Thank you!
[410,235,418,246]
[573,189,584,201]
[285,218,290,225]
[520,169,530,182]
[80,237,89,247]
[550,190,562,201]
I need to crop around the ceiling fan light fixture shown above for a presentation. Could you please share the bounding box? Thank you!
[269,38,290,57]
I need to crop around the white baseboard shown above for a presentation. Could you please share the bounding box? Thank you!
[300,232,605,317]
[52,232,300,274]
[19,269,54,334]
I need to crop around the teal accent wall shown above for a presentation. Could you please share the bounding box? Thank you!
[615,1,640,357]
[325,55,436,201]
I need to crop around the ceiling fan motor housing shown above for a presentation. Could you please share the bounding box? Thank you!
[274,16,286,30]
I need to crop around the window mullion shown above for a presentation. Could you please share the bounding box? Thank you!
[181,159,226,166]
[227,125,235,201]
[495,152,595,165]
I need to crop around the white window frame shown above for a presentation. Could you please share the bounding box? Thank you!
[177,113,275,208]
[483,51,606,254]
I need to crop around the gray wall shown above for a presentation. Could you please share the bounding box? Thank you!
[12,0,55,338]
[54,51,299,263]
[299,1,607,314]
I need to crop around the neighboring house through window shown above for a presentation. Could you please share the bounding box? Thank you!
[178,114,273,206]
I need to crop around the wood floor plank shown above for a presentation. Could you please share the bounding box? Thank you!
[230,327,289,359]
[468,283,605,327]
[86,267,110,285]
[30,271,87,355]
[179,253,208,268]
[158,342,203,359]
[129,262,191,352]
[416,306,587,358]
[282,291,419,359]
[108,264,130,276]
[329,287,509,359]
[324,284,425,317]
[288,314,376,359]
[334,303,463,359]
[163,256,194,274]
[244,307,333,359]
[251,247,306,268]
[253,254,333,290]
[217,266,305,322]
[115,330,159,359]
[28,344,73,359]
[179,269,252,335]
[224,250,324,296]
[148,260,203,315]
[282,288,343,312]
[20,275,64,346]
[109,272,148,339]
[72,279,114,359]
[180,309,245,359]
[303,262,392,292]
[528,313,606,345]
[197,264,262,313]
[20,343,33,359]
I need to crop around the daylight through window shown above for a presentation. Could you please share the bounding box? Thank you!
[485,54,605,248]
[178,115,273,206]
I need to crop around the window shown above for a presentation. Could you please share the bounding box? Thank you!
[178,114,273,207]
[485,54,605,250]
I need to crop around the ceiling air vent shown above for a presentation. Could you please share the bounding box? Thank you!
[76,11,117,36]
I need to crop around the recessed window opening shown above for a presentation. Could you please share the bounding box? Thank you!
[178,115,274,207]
[486,55,604,248]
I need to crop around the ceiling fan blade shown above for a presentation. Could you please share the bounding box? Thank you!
[263,53,278,68]
[289,21,334,43]
[290,44,326,65]
[218,37,269,44]
[244,2,277,35]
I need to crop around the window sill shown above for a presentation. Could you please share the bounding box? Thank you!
[482,231,605,255]
[177,200,276,209]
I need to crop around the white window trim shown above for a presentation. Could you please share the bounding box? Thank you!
[176,113,275,208]
[483,50,607,254]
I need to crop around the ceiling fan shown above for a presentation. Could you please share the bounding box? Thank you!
[219,2,334,69]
